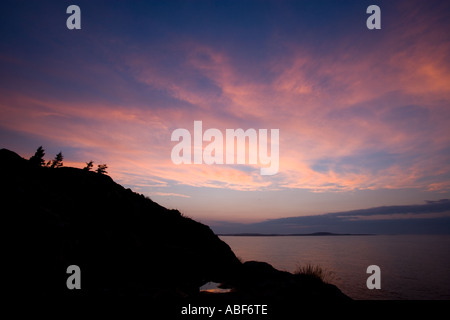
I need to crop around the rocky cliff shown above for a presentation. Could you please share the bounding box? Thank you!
[1,148,349,302]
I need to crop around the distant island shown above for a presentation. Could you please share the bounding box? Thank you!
[219,232,375,236]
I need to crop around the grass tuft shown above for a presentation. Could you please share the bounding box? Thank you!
[294,263,334,283]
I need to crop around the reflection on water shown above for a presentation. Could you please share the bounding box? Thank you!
[220,235,450,300]
[200,281,232,293]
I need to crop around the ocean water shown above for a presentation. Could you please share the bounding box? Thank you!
[219,235,450,300]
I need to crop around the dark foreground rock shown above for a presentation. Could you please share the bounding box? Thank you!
[1,148,350,301]
[195,261,349,302]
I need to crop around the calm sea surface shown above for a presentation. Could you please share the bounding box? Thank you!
[219,235,450,300]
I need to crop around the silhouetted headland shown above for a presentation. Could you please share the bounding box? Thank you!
[1,148,350,302]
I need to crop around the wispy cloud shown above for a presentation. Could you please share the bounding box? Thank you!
[151,192,191,198]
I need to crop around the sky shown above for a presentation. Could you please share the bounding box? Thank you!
[1,0,450,233]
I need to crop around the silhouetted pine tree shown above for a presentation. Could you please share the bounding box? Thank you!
[29,146,46,167]
[50,152,64,168]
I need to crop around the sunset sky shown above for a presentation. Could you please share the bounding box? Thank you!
[1,0,450,231]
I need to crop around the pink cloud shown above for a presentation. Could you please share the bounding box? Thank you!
[1,3,449,195]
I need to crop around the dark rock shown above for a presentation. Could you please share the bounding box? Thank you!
[214,260,350,301]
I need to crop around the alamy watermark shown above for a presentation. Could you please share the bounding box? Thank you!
[66,265,81,289]
[366,265,381,289]
[171,121,279,175]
